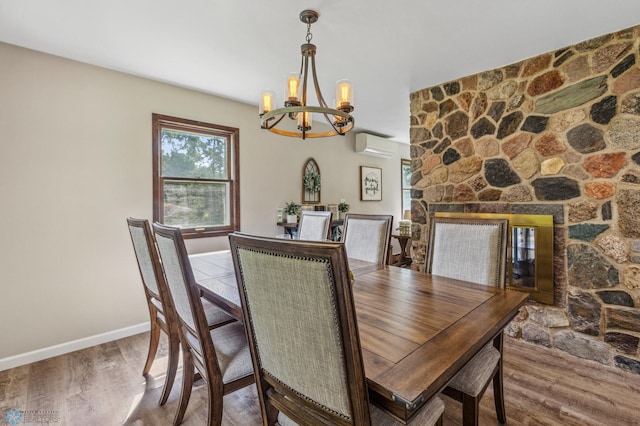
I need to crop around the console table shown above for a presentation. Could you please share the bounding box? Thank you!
[277,219,344,241]
[391,233,412,267]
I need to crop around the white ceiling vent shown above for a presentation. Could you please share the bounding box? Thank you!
[355,133,398,159]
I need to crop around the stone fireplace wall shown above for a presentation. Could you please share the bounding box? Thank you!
[409,24,640,374]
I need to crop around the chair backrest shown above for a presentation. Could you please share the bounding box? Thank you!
[341,213,393,266]
[126,217,173,319]
[426,217,509,288]
[229,233,371,425]
[152,222,225,381]
[297,210,333,241]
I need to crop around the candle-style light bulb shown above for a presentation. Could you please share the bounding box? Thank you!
[286,73,300,104]
[259,90,275,116]
[336,79,353,111]
[339,83,350,104]
[298,111,312,131]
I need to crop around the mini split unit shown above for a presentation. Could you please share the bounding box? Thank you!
[355,133,398,159]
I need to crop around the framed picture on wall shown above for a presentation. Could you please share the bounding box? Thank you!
[360,166,382,201]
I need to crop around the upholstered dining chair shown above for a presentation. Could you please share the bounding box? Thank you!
[341,213,393,266]
[228,233,444,425]
[126,217,236,406]
[426,216,509,426]
[297,210,333,241]
[152,223,254,425]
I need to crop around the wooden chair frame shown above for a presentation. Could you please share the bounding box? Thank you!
[442,334,506,425]
[152,223,254,425]
[127,217,181,406]
[229,234,372,425]
[425,216,509,426]
[127,218,236,407]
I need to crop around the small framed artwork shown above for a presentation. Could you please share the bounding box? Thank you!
[360,166,382,201]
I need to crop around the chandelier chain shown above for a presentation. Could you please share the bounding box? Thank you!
[306,23,312,43]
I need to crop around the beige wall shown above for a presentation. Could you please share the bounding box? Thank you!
[0,41,408,362]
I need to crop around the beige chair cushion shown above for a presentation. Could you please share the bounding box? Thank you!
[185,321,254,383]
[431,222,503,286]
[370,395,444,426]
[276,396,445,426]
[446,344,500,397]
[201,298,234,326]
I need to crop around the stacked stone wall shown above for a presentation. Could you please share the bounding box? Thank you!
[409,24,640,374]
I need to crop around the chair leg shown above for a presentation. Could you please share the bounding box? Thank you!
[461,393,480,426]
[158,331,180,406]
[493,364,506,423]
[206,381,224,426]
[174,352,194,426]
[143,319,161,375]
[493,331,506,424]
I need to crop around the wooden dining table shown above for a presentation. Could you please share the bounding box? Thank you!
[189,250,528,424]
[189,250,381,320]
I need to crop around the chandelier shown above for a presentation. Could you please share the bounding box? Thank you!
[259,10,354,140]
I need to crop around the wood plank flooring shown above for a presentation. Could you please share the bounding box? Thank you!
[1,333,639,425]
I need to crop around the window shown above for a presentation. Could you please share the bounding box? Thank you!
[152,114,240,239]
[401,159,411,218]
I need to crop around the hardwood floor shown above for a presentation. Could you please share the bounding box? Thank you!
[1,333,639,425]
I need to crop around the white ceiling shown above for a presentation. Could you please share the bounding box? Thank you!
[1,1,639,143]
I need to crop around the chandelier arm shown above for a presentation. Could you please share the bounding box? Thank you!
[321,112,346,134]
[298,49,304,79]
[261,113,286,130]
[310,54,330,109]
[294,52,304,120]
[301,53,310,107]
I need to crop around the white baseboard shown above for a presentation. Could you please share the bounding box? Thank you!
[0,322,151,372]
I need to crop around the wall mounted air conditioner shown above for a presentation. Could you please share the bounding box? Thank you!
[355,133,398,159]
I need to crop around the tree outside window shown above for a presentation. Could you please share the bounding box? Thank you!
[401,159,411,218]
[152,114,240,238]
